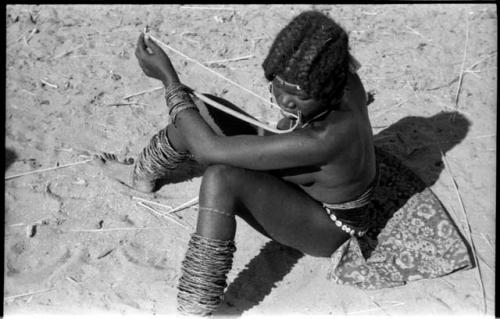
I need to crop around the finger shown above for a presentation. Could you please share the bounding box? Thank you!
[144,35,165,55]
[136,33,148,56]
[137,59,148,73]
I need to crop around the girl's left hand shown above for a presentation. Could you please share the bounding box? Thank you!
[135,33,180,85]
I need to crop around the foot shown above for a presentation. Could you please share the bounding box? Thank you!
[92,152,156,193]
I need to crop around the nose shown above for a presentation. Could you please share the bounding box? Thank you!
[278,94,296,110]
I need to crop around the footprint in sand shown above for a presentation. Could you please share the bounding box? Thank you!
[119,241,173,271]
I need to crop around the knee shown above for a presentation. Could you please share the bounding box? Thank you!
[201,164,242,195]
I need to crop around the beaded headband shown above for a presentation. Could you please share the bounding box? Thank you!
[274,75,303,92]
[273,53,361,92]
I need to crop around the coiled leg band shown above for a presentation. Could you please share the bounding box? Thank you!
[177,233,236,316]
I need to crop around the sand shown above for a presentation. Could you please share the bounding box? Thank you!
[4,4,496,318]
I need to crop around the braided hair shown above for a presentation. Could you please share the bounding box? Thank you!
[262,11,350,109]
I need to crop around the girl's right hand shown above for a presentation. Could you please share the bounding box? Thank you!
[135,33,180,85]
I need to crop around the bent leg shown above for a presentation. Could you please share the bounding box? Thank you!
[167,93,259,153]
[94,94,259,192]
[176,164,349,315]
[136,94,259,184]
[196,164,349,257]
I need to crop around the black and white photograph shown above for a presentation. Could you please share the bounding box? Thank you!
[4,4,496,318]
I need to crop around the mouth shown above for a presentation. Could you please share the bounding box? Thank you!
[280,109,301,121]
[270,93,300,120]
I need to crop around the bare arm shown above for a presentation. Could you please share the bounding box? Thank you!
[173,108,339,170]
[134,32,341,170]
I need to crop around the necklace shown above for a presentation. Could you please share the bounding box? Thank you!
[300,109,332,128]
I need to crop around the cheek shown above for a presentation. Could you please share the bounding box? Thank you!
[299,101,324,114]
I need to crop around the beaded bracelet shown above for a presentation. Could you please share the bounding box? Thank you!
[165,83,191,109]
[164,83,198,124]
[169,102,198,124]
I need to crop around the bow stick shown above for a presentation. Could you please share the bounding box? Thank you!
[145,33,300,134]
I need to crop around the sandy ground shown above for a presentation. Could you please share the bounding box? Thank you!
[4,4,497,318]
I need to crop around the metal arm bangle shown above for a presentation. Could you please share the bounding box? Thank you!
[165,83,192,109]
[169,102,198,125]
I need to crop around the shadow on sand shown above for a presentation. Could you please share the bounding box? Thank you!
[5,148,18,171]
[217,111,471,316]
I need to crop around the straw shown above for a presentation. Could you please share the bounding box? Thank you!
[454,12,469,108]
[131,196,173,211]
[204,54,254,65]
[68,226,172,232]
[137,201,191,230]
[4,288,55,302]
[123,86,163,100]
[180,5,235,11]
[5,159,93,180]
[166,196,199,215]
[441,150,486,313]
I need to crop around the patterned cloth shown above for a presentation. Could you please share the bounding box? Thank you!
[329,147,473,289]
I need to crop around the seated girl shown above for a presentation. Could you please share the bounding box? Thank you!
[95,11,377,316]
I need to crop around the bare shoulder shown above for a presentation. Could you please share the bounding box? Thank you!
[303,111,355,154]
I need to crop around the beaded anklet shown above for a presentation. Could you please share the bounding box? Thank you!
[177,233,236,316]
[198,206,234,218]
[133,127,192,182]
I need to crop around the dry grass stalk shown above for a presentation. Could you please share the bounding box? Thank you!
[440,150,487,313]
[137,201,191,230]
[347,302,404,315]
[180,5,235,11]
[166,196,199,215]
[8,28,35,46]
[40,78,58,89]
[372,98,410,119]
[454,13,470,108]
[136,201,169,224]
[480,233,493,251]
[105,102,149,107]
[4,288,55,302]
[440,278,456,289]
[361,292,391,316]
[66,276,80,284]
[406,25,427,40]
[68,226,171,232]
[24,27,38,46]
[465,51,497,72]
[8,223,25,227]
[123,86,163,100]
[54,44,84,59]
[204,54,254,65]
[132,196,172,211]
[5,159,93,181]
[476,254,494,274]
[425,52,495,92]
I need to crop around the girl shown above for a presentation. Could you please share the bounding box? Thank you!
[95,11,377,315]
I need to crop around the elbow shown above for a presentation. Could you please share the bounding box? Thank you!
[189,139,220,166]
[192,151,211,166]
